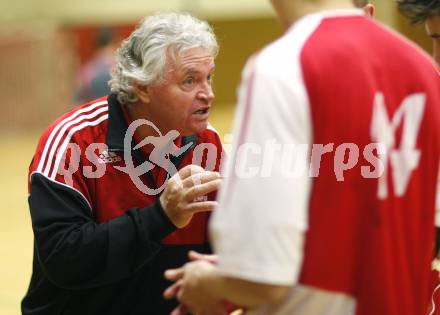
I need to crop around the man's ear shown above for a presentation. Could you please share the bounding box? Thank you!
[133,82,151,104]
[363,3,375,18]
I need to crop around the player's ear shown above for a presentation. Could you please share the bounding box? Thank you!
[133,82,151,104]
[363,4,375,18]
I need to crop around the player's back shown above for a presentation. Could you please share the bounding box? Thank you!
[295,12,440,315]
[210,10,440,315]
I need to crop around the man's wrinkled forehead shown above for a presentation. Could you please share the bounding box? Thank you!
[167,47,214,71]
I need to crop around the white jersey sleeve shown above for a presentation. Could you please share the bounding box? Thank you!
[209,16,321,286]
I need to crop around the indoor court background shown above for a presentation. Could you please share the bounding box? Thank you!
[0,1,433,314]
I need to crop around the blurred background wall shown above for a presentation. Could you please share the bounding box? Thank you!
[0,0,432,133]
[0,1,435,314]
[0,0,281,133]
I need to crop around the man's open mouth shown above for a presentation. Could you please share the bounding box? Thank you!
[194,108,209,115]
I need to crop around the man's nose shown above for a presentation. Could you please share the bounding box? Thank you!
[197,82,214,103]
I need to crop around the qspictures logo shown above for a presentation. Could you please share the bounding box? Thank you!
[55,91,428,198]
[56,118,221,195]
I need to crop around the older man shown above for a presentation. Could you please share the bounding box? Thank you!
[165,0,440,314]
[398,0,440,65]
[22,12,222,315]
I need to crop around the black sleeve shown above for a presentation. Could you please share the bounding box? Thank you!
[29,172,177,290]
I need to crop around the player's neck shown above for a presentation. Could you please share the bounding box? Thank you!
[273,0,355,30]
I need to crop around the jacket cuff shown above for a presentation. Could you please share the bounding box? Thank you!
[140,200,177,242]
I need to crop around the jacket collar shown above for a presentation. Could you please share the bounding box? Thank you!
[105,94,128,152]
[105,94,198,153]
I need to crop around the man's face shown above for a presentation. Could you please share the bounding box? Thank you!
[145,47,215,136]
[426,14,440,65]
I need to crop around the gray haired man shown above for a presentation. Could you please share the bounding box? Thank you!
[22,12,223,315]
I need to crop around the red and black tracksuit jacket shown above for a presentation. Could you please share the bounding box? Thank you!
[22,94,223,314]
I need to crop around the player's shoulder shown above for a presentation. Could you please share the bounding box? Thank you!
[250,12,327,82]
[373,18,437,70]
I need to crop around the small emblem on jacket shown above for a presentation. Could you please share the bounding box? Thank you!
[98,151,122,164]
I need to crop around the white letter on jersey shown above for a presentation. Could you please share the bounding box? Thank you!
[370,92,426,199]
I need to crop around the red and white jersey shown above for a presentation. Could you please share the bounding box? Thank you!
[210,10,440,315]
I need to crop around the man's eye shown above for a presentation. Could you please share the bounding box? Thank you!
[207,74,214,83]
[184,77,195,85]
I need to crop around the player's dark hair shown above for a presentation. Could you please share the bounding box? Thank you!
[353,0,370,8]
[397,0,440,24]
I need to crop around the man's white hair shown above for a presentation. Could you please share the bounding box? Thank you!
[109,12,218,105]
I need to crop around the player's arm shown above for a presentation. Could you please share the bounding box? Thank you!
[165,261,290,308]
[207,274,290,307]
[29,171,176,289]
